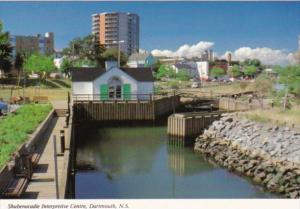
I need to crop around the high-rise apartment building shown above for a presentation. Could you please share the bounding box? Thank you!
[10,32,54,57]
[92,12,139,55]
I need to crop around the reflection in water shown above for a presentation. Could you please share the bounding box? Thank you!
[167,145,212,176]
[76,126,163,179]
[75,125,276,199]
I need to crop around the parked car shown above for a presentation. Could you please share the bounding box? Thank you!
[191,82,200,88]
[28,73,39,78]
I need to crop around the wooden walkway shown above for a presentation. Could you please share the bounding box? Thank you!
[21,117,67,199]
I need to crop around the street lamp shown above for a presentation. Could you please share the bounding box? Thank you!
[113,40,125,67]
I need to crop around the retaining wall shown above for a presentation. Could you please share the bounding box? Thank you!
[0,109,55,197]
[194,113,300,198]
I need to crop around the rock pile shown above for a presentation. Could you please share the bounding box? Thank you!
[194,113,300,198]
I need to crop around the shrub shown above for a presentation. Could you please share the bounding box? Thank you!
[0,104,52,168]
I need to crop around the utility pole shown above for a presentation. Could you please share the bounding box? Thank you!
[118,41,121,68]
[113,40,125,67]
[23,68,25,104]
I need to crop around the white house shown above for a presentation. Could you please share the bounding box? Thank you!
[196,61,210,80]
[54,57,63,69]
[171,62,198,78]
[71,64,154,101]
[127,52,157,68]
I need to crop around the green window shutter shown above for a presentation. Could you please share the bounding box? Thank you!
[123,84,131,100]
[100,84,108,100]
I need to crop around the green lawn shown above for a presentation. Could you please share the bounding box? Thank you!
[0,104,52,168]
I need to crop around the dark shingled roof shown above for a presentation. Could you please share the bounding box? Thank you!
[71,67,106,82]
[121,67,154,82]
[71,67,154,82]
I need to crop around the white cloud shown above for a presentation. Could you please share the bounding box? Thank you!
[151,41,295,66]
[222,47,295,66]
[151,41,214,58]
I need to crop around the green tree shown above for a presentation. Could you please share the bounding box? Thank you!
[152,60,162,72]
[242,59,261,67]
[244,66,257,77]
[102,48,128,67]
[230,65,242,77]
[276,65,300,97]
[0,21,13,73]
[210,67,225,77]
[154,65,175,80]
[62,35,105,67]
[24,53,56,79]
[253,73,276,108]
[176,69,191,81]
[254,73,275,97]
[60,57,73,76]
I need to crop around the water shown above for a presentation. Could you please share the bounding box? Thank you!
[75,125,276,199]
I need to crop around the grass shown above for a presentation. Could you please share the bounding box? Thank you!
[0,78,71,102]
[241,107,300,128]
[0,78,71,88]
[155,81,255,97]
[0,104,52,168]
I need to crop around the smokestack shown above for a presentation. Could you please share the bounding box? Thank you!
[209,49,213,61]
[227,53,232,65]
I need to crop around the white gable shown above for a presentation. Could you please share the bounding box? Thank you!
[93,67,138,95]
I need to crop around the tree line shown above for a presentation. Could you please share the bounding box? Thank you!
[0,21,128,83]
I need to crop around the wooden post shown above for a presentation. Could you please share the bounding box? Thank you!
[53,135,59,199]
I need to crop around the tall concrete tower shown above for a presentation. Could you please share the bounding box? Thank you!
[92,12,139,55]
[227,52,232,65]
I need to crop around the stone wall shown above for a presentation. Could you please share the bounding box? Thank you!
[194,113,300,198]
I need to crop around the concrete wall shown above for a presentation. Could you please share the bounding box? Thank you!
[0,109,55,197]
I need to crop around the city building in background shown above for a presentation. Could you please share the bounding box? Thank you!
[171,61,198,78]
[127,52,156,68]
[10,32,54,57]
[198,49,214,62]
[196,61,210,80]
[92,12,139,55]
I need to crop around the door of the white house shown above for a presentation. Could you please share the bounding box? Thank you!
[108,77,122,100]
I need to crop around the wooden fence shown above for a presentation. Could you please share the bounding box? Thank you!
[73,95,181,122]
[218,97,272,111]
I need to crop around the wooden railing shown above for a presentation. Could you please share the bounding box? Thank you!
[72,92,177,102]
[218,97,272,111]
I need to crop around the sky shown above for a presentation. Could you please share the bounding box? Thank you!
[0,1,300,65]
